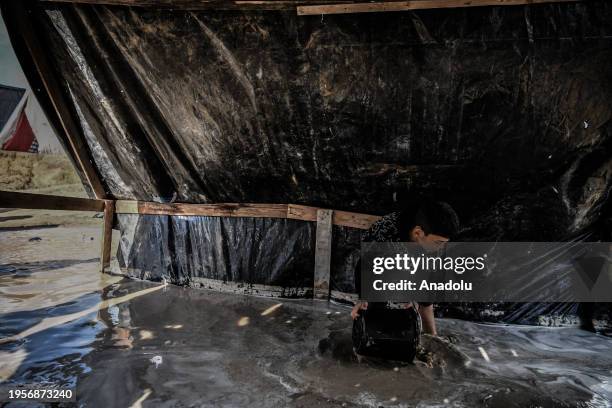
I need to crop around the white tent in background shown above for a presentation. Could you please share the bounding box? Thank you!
[0,84,38,153]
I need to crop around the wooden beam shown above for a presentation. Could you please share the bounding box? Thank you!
[100,200,115,272]
[40,0,368,10]
[41,0,579,9]
[116,200,381,230]
[0,190,105,212]
[297,0,580,15]
[313,209,333,299]
[6,2,107,198]
[287,204,381,229]
[333,210,381,230]
[118,201,289,218]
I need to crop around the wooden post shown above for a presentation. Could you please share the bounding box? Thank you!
[100,199,115,273]
[314,209,333,299]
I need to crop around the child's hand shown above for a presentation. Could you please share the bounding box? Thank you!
[351,302,368,320]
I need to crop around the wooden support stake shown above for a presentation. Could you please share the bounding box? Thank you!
[314,209,333,299]
[100,200,115,273]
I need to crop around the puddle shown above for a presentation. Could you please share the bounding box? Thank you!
[0,225,611,407]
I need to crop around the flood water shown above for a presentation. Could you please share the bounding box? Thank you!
[1,224,612,407]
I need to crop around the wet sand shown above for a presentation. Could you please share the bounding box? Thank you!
[1,224,612,407]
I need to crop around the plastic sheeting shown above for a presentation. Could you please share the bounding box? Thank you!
[115,214,362,295]
[26,2,611,233]
[4,2,612,324]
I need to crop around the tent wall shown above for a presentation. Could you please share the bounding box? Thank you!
[3,2,612,303]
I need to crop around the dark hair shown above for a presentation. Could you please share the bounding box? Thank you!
[398,200,460,240]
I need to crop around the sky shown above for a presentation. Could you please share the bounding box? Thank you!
[1,18,63,152]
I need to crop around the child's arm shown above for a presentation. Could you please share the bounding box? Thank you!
[350,301,368,320]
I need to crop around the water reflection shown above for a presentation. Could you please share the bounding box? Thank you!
[1,226,612,407]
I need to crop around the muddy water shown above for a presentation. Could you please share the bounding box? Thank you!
[1,225,612,407]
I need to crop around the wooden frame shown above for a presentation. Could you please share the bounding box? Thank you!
[2,190,380,299]
[0,190,113,271]
[115,200,380,230]
[40,0,580,11]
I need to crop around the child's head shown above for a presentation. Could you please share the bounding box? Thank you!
[401,200,460,250]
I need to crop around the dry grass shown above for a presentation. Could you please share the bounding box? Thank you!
[0,151,96,229]
[0,151,86,197]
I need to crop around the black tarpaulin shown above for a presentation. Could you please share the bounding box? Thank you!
[2,2,612,311]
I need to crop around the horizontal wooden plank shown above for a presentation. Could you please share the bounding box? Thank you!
[287,204,318,222]
[40,0,368,10]
[42,0,579,10]
[115,200,139,214]
[287,204,381,229]
[333,209,381,230]
[117,200,289,218]
[298,0,580,15]
[139,202,289,218]
[116,200,380,229]
[0,190,105,212]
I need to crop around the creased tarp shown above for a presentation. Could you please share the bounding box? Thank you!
[116,214,362,295]
[27,2,611,239]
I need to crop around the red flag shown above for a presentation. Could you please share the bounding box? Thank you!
[1,104,37,152]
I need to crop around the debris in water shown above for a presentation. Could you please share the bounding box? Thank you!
[28,237,41,242]
[478,346,491,362]
[150,355,162,368]
[164,324,183,329]
[237,317,249,327]
[261,303,283,316]
[139,330,154,340]
[128,388,152,408]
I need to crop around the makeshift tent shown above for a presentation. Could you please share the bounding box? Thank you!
[2,1,611,322]
[0,84,38,153]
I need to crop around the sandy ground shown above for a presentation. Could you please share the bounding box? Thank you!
[0,151,97,231]
[1,223,611,407]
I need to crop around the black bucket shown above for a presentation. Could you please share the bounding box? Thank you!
[352,306,421,362]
